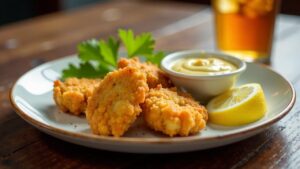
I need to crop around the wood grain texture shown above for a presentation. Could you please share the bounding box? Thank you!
[1,1,300,169]
[0,1,203,65]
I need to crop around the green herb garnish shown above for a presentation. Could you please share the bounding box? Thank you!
[62,29,165,80]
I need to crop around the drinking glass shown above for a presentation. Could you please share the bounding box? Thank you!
[212,0,281,63]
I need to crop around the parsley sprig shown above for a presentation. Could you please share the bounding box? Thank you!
[62,29,165,79]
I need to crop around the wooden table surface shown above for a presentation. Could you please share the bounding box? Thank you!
[1,1,300,169]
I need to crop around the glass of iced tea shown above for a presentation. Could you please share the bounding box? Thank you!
[212,0,281,63]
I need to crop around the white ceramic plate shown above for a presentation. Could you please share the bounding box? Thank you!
[10,55,295,153]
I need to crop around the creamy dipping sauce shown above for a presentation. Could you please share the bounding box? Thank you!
[172,57,237,75]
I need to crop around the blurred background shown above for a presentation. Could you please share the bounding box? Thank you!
[1,0,299,26]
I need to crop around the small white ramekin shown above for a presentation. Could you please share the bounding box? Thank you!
[161,50,247,103]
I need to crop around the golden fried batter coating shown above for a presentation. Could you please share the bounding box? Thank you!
[53,78,101,116]
[143,85,208,137]
[86,67,149,137]
[118,58,173,88]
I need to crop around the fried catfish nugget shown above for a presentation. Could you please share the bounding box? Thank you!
[143,85,208,137]
[53,78,101,116]
[86,67,149,137]
[118,58,173,88]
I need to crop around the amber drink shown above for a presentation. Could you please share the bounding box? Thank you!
[213,0,280,63]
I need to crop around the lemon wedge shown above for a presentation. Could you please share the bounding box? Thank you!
[207,83,267,126]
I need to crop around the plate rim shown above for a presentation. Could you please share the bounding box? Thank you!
[9,57,296,144]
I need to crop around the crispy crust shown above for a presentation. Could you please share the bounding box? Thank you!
[118,58,173,88]
[86,67,149,137]
[53,78,101,116]
[143,85,208,137]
